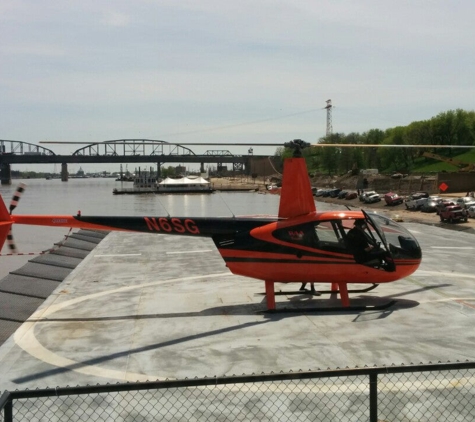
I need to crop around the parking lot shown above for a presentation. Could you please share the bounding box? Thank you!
[316,188,475,231]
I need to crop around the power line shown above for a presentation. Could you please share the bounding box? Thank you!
[158,108,322,138]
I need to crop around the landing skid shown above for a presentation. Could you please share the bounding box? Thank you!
[274,290,322,296]
[315,283,379,295]
[267,283,379,296]
[260,283,389,312]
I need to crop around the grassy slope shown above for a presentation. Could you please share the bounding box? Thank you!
[414,149,475,173]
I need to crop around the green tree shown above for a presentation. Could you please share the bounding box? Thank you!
[361,129,385,169]
[380,127,411,171]
[161,166,176,178]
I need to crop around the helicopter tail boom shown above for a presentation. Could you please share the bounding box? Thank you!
[11,212,277,238]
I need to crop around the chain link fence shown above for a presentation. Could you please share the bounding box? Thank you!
[1,361,475,422]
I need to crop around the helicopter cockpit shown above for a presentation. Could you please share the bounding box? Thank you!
[273,211,422,271]
[362,211,422,261]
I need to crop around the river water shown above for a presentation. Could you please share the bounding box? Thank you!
[0,178,287,278]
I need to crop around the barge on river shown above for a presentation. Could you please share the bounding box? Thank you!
[113,176,215,195]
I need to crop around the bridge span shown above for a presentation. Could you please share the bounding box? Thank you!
[0,139,276,184]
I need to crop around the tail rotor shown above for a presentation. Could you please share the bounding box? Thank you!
[6,230,17,254]
[9,183,25,215]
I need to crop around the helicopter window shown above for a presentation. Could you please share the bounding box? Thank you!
[314,221,339,243]
[273,220,352,253]
[272,223,319,248]
[314,220,348,252]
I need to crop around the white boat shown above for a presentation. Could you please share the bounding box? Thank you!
[157,176,214,193]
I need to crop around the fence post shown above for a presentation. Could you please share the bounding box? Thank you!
[0,391,13,422]
[369,373,378,422]
[5,400,12,422]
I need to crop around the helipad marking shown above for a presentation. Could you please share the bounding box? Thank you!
[430,247,474,250]
[166,250,213,255]
[14,272,232,383]
[14,268,475,384]
[413,270,475,278]
[420,298,475,303]
[95,253,142,257]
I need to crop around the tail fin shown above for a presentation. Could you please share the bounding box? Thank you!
[278,157,316,218]
[0,194,13,252]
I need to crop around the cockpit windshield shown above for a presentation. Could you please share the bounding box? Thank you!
[364,211,422,259]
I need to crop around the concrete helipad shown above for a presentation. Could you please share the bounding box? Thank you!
[0,221,475,391]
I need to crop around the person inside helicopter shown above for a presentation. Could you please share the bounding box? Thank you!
[346,219,392,270]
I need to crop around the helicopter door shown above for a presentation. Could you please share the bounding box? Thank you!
[362,209,395,266]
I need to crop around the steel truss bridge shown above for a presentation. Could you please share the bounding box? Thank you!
[0,139,264,184]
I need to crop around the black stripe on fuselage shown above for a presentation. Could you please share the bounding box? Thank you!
[223,257,354,264]
[223,257,416,266]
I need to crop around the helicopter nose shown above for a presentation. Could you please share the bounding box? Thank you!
[398,235,422,259]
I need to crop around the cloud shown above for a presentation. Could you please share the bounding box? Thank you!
[0,43,66,57]
[1,0,475,147]
[100,11,130,27]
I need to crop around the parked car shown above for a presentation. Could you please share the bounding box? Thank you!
[468,205,475,218]
[412,191,430,199]
[328,188,342,198]
[405,192,430,210]
[439,205,468,223]
[359,190,377,202]
[345,192,358,200]
[314,188,325,197]
[456,197,475,209]
[337,190,348,199]
[384,192,404,206]
[363,191,381,204]
[435,199,456,215]
[420,196,443,213]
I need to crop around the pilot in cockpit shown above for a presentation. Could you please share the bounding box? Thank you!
[346,220,389,268]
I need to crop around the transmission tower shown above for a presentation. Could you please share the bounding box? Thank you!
[324,99,333,137]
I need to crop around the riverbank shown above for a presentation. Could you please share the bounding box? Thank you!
[210,177,265,192]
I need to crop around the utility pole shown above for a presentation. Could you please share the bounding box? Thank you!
[324,99,333,137]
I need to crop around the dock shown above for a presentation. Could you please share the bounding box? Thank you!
[112,187,216,194]
[112,186,259,194]
[0,230,108,346]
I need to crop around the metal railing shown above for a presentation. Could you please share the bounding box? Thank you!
[1,361,474,421]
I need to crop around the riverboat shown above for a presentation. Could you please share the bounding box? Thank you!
[113,176,215,195]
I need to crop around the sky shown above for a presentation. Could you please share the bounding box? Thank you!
[1,0,475,172]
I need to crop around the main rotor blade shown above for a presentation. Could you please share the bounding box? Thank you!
[309,143,475,148]
[39,140,475,149]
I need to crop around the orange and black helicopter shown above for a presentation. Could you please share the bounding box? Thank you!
[0,140,422,310]
[0,139,427,311]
